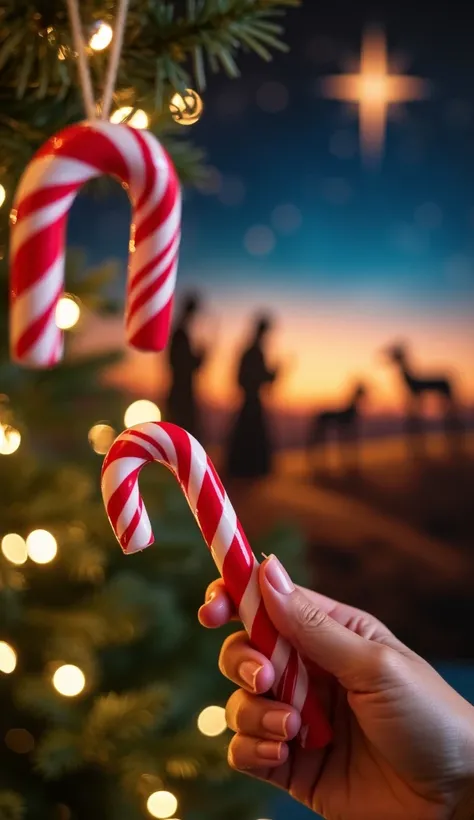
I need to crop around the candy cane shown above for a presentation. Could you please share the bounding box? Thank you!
[101,421,333,750]
[10,120,181,368]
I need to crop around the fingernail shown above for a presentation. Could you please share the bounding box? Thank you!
[261,710,292,739]
[238,660,263,691]
[264,555,294,595]
[257,741,283,761]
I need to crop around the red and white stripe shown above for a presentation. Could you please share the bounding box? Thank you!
[101,421,332,750]
[10,120,181,367]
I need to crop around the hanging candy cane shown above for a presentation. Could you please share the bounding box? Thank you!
[9,120,181,368]
[101,421,333,750]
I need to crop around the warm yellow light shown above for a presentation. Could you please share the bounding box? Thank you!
[321,25,429,162]
[52,664,86,697]
[0,641,17,674]
[110,107,149,129]
[26,529,57,564]
[197,705,227,737]
[124,400,161,428]
[88,423,116,455]
[0,184,6,208]
[55,295,81,330]
[0,425,21,455]
[169,89,203,126]
[146,791,178,819]
[1,533,27,565]
[89,22,113,51]
[362,75,386,101]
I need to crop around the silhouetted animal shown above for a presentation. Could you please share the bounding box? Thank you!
[384,344,460,441]
[385,344,454,403]
[309,383,367,453]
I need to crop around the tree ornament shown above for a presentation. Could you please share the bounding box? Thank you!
[169,89,204,126]
[101,421,333,750]
[9,121,181,368]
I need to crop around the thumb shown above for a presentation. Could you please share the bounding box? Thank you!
[260,555,378,689]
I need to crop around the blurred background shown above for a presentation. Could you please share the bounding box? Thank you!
[72,0,474,660]
[0,0,473,818]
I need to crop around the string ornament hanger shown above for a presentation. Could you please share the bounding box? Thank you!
[66,0,129,120]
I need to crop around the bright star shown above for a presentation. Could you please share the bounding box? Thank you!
[321,25,429,164]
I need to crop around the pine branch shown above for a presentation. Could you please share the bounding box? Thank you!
[81,687,170,763]
[0,0,298,185]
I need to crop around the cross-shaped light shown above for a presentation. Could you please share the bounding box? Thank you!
[322,26,429,163]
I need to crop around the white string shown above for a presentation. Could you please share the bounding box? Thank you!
[66,0,96,119]
[101,0,130,120]
[66,0,130,122]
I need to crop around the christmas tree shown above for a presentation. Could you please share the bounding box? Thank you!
[0,2,303,818]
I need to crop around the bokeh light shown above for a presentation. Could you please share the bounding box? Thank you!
[5,728,35,754]
[89,21,113,51]
[146,791,178,819]
[110,107,149,129]
[124,400,161,428]
[256,81,289,113]
[0,642,17,674]
[0,425,21,455]
[26,530,57,564]
[1,533,27,565]
[271,203,302,235]
[244,225,275,256]
[88,423,116,455]
[52,665,86,697]
[329,129,357,159]
[197,705,227,737]
[218,176,246,207]
[321,177,353,206]
[0,184,6,208]
[55,295,81,330]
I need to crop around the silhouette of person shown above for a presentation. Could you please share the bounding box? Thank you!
[166,293,206,440]
[227,314,279,479]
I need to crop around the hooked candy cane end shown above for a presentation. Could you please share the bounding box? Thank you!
[119,530,155,555]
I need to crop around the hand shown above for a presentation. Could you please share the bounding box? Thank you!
[199,555,474,820]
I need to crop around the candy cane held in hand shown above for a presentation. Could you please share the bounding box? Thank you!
[10,120,181,367]
[101,421,333,750]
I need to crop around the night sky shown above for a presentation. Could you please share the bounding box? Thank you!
[70,0,474,414]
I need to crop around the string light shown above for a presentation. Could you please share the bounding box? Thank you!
[0,425,21,455]
[88,423,116,455]
[0,642,17,674]
[0,184,6,208]
[197,705,227,737]
[146,791,178,819]
[110,107,149,129]
[1,534,27,565]
[124,400,161,428]
[52,664,86,697]
[169,89,203,126]
[89,21,113,51]
[55,295,81,330]
[26,530,57,564]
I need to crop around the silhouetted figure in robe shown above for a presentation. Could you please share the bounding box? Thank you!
[166,294,206,441]
[227,315,279,479]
